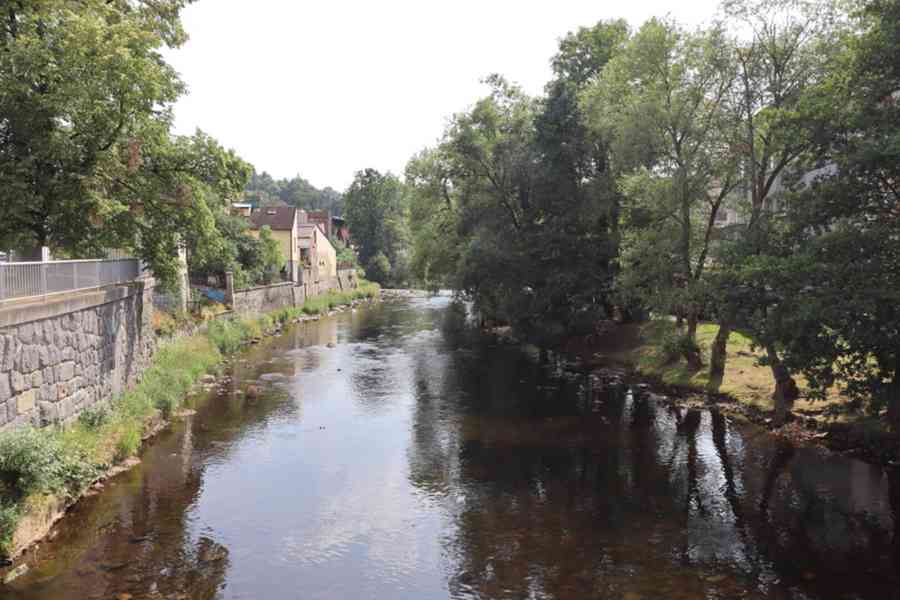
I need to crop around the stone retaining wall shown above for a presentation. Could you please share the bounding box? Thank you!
[231,282,298,316]
[0,280,156,430]
[230,273,357,317]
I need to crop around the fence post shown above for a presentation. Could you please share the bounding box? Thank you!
[225,271,235,309]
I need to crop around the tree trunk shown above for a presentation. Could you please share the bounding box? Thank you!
[682,309,702,371]
[686,311,698,341]
[707,321,732,394]
[765,342,799,426]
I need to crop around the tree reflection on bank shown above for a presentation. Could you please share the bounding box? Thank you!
[406,310,900,599]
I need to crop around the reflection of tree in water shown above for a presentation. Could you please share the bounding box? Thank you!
[890,468,900,571]
[405,314,900,598]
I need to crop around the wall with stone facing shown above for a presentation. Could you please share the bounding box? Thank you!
[228,271,357,318]
[0,280,156,430]
[231,282,297,316]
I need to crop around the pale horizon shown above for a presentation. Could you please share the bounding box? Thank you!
[166,1,721,191]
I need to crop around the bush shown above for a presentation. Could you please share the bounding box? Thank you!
[206,319,257,354]
[115,425,142,462]
[661,331,701,364]
[78,406,110,430]
[0,429,97,500]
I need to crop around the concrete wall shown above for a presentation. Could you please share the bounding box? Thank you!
[337,268,358,291]
[317,231,337,280]
[0,280,156,430]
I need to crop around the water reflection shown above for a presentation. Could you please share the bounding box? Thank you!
[404,301,900,599]
[1,296,897,600]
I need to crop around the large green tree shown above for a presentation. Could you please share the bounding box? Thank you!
[706,0,850,421]
[770,0,900,428]
[582,18,740,368]
[0,0,249,286]
[343,168,409,286]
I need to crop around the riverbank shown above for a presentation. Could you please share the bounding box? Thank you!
[0,283,380,566]
[566,319,900,466]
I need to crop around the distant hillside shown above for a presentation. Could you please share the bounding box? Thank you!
[244,170,343,215]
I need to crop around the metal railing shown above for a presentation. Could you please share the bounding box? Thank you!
[0,259,140,302]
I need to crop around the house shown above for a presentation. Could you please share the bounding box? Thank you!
[305,210,333,239]
[297,222,337,289]
[231,203,253,217]
[249,206,300,282]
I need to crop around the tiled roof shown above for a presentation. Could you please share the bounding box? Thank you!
[250,207,296,230]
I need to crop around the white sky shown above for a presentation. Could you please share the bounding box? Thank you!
[165,0,721,191]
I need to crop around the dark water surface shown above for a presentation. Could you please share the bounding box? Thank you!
[2,296,899,599]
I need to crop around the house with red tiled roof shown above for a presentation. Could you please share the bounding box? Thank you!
[248,206,302,282]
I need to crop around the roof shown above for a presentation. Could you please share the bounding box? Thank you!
[297,223,324,237]
[306,210,329,222]
[250,207,296,231]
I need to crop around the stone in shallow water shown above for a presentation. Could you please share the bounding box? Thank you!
[3,563,28,584]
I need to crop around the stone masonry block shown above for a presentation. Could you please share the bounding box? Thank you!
[16,389,36,415]
[17,323,34,345]
[39,402,59,426]
[57,361,75,382]
[11,371,27,393]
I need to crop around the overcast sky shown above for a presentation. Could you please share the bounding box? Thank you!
[165,1,721,191]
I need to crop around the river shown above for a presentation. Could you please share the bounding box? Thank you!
[1,294,898,599]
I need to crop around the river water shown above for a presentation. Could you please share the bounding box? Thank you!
[2,295,898,599]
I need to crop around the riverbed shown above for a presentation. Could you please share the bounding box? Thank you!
[1,294,898,599]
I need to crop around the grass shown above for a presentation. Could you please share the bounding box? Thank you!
[0,281,380,556]
[595,318,848,417]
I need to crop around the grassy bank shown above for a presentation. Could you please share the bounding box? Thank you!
[0,282,380,556]
[590,318,852,420]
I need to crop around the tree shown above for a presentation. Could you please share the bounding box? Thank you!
[0,0,247,286]
[582,18,739,368]
[707,0,850,420]
[531,20,628,329]
[343,168,409,286]
[188,214,284,289]
[770,0,900,428]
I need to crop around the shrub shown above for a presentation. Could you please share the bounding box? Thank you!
[0,502,20,553]
[152,311,178,337]
[661,331,701,364]
[78,406,110,430]
[0,429,97,500]
[115,425,142,462]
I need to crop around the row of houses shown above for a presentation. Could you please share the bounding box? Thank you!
[234,205,344,289]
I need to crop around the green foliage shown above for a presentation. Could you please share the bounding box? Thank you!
[78,406,110,430]
[114,425,142,463]
[407,53,622,335]
[0,429,98,500]
[256,226,285,285]
[206,319,259,355]
[0,2,251,287]
[661,331,702,365]
[343,169,410,287]
[0,502,20,554]
[244,170,343,214]
[189,214,285,289]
